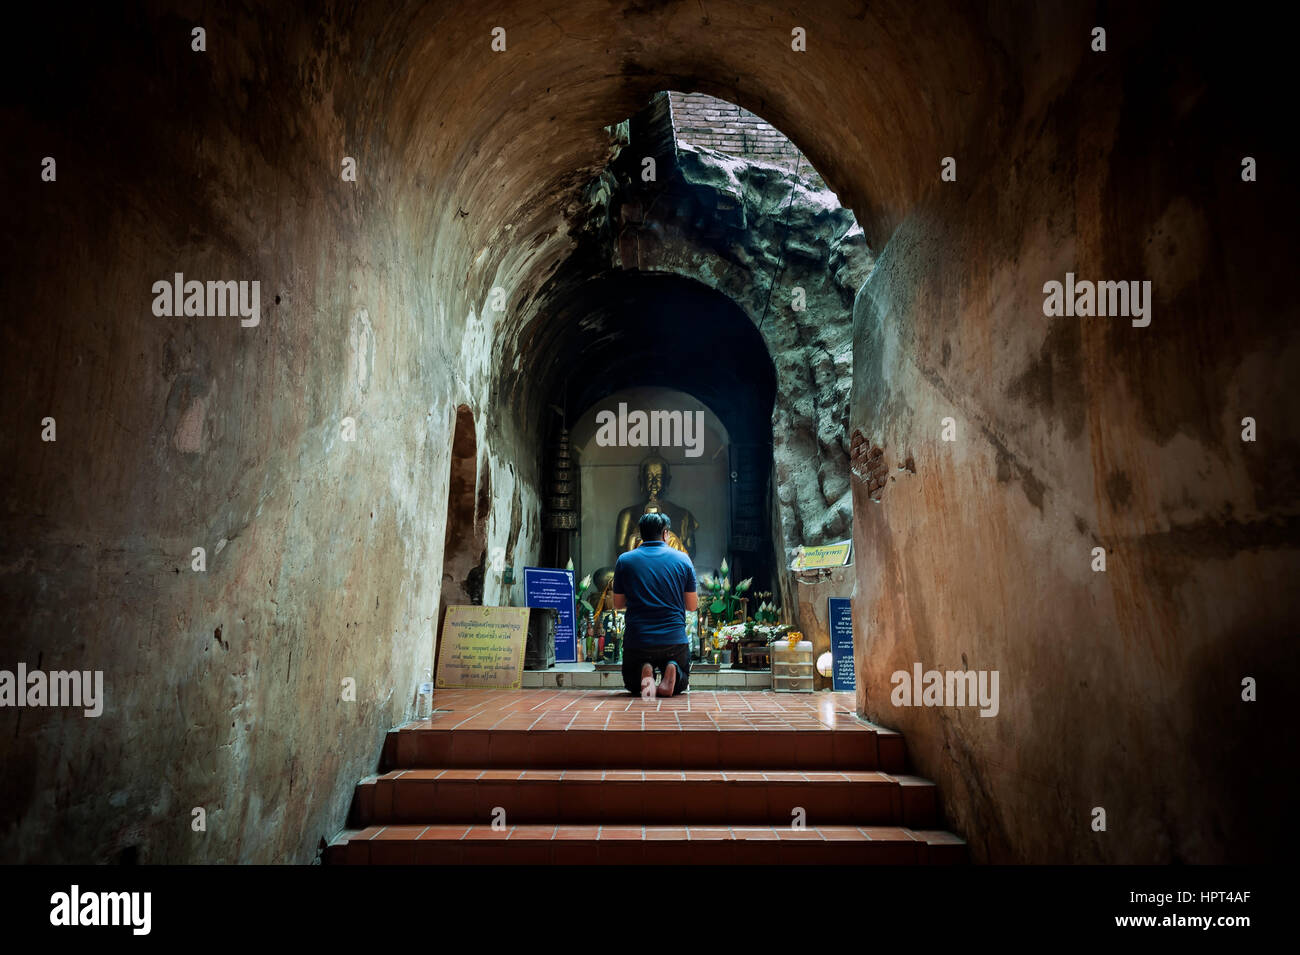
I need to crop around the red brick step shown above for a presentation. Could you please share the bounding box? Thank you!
[323,689,967,865]
[324,824,968,865]
[351,768,938,828]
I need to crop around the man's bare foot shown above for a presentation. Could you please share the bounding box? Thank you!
[639,663,655,700]
[656,663,677,697]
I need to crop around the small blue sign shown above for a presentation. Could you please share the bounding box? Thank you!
[523,567,576,663]
[828,597,856,692]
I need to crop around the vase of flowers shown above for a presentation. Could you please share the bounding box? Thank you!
[752,592,780,624]
[699,559,752,626]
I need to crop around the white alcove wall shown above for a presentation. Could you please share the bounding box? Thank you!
[569,387,731,580]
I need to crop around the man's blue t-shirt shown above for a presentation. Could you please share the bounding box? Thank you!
[612,541,697,647]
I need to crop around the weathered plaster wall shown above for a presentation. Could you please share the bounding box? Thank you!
[0,2,554,863]
[850,10,1297,863]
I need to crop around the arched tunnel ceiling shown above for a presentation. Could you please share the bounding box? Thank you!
[507,272,777,446]
[359,0,1019,329]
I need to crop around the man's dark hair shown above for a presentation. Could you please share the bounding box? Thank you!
[638,512,670,541]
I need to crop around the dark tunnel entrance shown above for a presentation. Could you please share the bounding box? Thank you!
[528,272,779,615]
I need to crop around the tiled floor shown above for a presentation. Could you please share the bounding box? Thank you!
[412,688,866,732]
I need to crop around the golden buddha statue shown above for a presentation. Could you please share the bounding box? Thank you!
[614,454,698,557]
[590,453,700,600]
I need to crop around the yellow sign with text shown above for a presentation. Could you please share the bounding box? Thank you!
[794,540,853,570]
[436,605,531,690]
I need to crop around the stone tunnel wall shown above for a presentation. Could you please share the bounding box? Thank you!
[849,10,1297,863]
[602,141,872,569]
[609,95,866,666]
[1,0,1292,867]
[489,89,872,598]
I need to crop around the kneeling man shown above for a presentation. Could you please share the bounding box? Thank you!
[612,512,698,697]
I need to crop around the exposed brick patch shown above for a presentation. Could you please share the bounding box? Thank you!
[850,430,890,502]
[850,430,868,481]
[668,91,828,191]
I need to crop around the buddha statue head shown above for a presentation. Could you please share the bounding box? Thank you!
[639,452,670,503]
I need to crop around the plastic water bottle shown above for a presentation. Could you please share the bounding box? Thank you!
[416,667,433,721]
